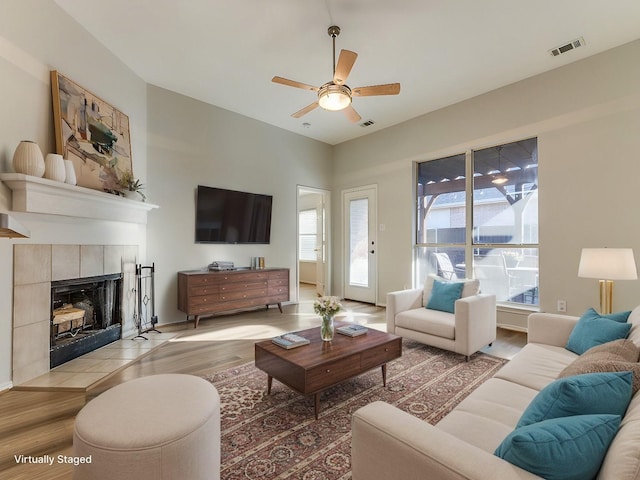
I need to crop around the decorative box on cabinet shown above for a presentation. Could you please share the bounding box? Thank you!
[177,268,290,328]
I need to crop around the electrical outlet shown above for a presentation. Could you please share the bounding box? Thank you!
[557,300,567,312]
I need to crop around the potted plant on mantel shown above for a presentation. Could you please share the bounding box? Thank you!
[118,170,146,202]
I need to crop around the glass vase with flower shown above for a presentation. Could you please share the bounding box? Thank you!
[313,296,343,341]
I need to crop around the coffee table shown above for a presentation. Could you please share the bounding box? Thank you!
[254,321,402,419]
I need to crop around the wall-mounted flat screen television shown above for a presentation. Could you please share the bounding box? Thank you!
[195,185,273,244]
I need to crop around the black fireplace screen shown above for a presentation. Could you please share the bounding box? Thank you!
[50,273,122,368]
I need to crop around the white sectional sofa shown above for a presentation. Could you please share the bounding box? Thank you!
[352,309,640,480]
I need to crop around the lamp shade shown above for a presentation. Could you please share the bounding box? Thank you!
[578,248,638,280]
[318,84,351,111]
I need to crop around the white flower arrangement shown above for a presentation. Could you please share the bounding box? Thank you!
[313,296,343,317]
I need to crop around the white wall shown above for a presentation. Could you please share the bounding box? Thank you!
[145,86,333,325]
[0,0,148,389]
[332,39,640,324]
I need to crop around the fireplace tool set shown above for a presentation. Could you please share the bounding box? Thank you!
[133,263,160,340]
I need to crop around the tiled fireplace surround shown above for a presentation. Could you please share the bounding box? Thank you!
[12,244,138,385]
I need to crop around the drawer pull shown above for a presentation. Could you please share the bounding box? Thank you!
[326,369,330,373]
[385,348,388,352]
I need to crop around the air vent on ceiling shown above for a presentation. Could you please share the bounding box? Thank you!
[360,119,375,127]
[549,37,585,57]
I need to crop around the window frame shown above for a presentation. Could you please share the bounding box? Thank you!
[414,138,539,307]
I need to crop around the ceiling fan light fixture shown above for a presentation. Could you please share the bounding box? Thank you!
[318,83,351,111]
[492,175,509,185]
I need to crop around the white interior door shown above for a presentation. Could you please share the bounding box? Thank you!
[343,186,377,303]
[297,186,330,299]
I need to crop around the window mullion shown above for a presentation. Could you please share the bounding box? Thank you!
[465,150,474,279]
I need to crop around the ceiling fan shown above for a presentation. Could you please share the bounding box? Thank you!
[272,26,400,123]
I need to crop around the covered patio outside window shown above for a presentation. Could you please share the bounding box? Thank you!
[416,138,538,306]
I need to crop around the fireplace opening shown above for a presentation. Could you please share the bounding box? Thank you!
[50,273,122,368]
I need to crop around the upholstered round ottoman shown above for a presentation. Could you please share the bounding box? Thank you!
[73,374,220,480]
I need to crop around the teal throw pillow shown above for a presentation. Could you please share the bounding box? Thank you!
[566,308,632,355]
[495,414,621,480]
[517,372,632,428]
[426,279,464,313]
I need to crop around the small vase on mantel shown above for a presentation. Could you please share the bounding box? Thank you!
[64,159,77,185]
[12,140,45,177]
[44,153,66,182]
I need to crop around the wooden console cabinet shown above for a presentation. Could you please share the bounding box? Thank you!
[177,268,289,328]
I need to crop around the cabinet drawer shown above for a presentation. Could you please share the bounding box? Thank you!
[361,340,402,371]
[220,297,266,311]
[268,270,289,280]
[220,288,268,301]
[189,294,219,307]
[268,285,288,296]
[307,354,361,392]
[220,272,269,283]
[220,280,268,293]
[189,285,218,296]
[188,275,220,286]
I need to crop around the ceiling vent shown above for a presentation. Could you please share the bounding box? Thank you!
[360,119,375,127]
[549,37,585,57]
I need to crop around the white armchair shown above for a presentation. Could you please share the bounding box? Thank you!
[386,275,496,360]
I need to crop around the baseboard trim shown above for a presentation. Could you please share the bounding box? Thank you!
[497,323,528,333]
[0,381,13,393]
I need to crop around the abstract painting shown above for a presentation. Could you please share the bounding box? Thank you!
[51,70,133,192]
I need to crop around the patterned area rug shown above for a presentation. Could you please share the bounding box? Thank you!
[203,340,508,480]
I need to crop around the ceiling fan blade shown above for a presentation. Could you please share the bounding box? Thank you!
[352,83,401,96]
[344,104,361,123]
[272,76,319,92]
[333,50,357,85]
[292,102,319,118]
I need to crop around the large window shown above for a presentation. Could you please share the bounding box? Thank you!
[416,138,539,306]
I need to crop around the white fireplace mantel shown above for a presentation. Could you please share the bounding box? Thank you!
[0,173,158,224]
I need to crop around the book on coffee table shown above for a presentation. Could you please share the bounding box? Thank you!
[336,324,368,337]
[272,333,310,349]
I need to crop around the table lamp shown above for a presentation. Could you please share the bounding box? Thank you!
[578,248,637,314]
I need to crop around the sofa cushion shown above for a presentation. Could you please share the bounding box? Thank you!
[426,279,464,313]
[559,339,640,394]
[495,414,621,480]
[516,372,633,428]
[566,308,632,355]
[422,274,480,307]
[625,305,640,347]
[493,343,577,392]
[599,391,640,480]
[436,378,539,453]
[395,308,455,339]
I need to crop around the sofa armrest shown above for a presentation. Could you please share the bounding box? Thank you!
[527,312,579,347]
[386,288,423,333]
[352,401,542,480]
[453,294,497,356]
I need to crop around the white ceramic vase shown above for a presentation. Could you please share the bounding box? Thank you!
[12,140,45,177]
[44,153,66,182]
[64,160,77,185]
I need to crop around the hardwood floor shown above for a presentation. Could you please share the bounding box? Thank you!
[0,286,526,479]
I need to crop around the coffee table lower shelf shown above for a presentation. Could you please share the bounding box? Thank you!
[254,323,402,419]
